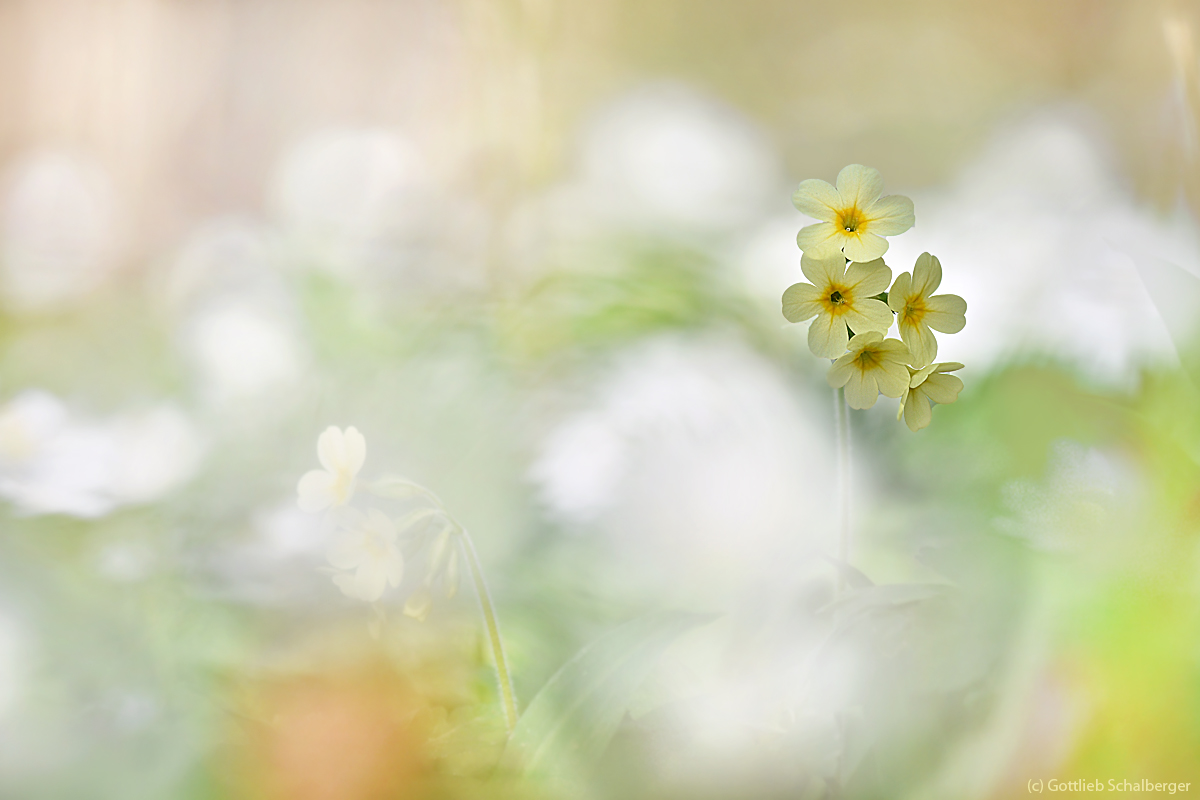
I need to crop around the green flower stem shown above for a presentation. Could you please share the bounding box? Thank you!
[402,483,519,735]
[834,386,852,591]
[459,528,519,735]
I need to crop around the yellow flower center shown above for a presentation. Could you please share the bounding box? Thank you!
[822,285,852,315]
[902,295,927,326]
[855,347,881,369]
[837,206,865,233]
[362,528,389,559]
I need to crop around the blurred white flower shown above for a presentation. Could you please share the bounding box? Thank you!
[271,128,489,294]
[530,336,836,605]
[577,83,783,231]
[254,502,328,559]
[327,508,404,602]
[999,440,1138,554]
[880,111,1200,383]
[504,84,786,286]
[736,215,813,311]
[0,151,121,312]
[297,426,366,513]
[0,392,204,518]
[105,407,206,504]
[94,541,155,583]
[186,300,306,404]
[0,391,66,464]
[273,128,422,242]
[160,217,281,311]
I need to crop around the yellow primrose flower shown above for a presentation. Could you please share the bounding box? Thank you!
[793,164,915,263]
[296,425,366,513]
[782,250,893,358]
[887,253,967,367]
[827,332,911,409]
[899,362,964,432]
[327,508,404,602]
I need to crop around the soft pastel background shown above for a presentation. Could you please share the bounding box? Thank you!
[0,1,1198,798]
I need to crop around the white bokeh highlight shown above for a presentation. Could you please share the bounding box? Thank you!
[0,152,121,312]
[0,391,205,518]
[531,335,835,605]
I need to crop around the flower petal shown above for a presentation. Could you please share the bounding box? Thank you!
[799,246,845,288]
[842,232,888,263]
[910,364,938,388]
[327,530,365,570]
[875,360,911,398]
[864,194,915,236]
[782,282,823,323]
[835,165,884,210]
[297,469,337,513]
[846,330,884,352]
[808,313,849,358]
[843,368,879,409]
[384,551,404,588]
[354,560,391,602]
[342,426,366,476]
[792,179,840,221]
[920,373,964,405]
[366,508,397,542]
[911,253,943,297]
[933,362,965,373]
[844,258,891,296]
[903,390,933,431]
[888,272,911,314]
[404,585,433,621]
[827,356,856,388]
[924,294,967,333]
[875,336,910,359]
[899,319,938,368]
[796,222,842,255]
[331,572,364,601]
[842,299,893,335]
[317,426,347,473]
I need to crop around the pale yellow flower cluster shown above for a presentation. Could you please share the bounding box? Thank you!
[783,165,967,431]
[296,426,460,606]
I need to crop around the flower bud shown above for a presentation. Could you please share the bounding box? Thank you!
[403,585,433,622]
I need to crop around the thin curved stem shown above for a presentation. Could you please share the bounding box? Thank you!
[384,481,519,733]
[458,528,519,734]
[834,386,852,592]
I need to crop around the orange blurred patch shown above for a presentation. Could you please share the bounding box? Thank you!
[226,666,433,800]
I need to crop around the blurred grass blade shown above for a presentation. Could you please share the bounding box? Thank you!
[502,610,714,783]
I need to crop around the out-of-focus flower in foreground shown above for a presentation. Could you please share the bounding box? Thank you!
[297,426,365,512]
[792,164,914,262]
[826,332,911,409]
[888,253,967,368]
[899,362,964,432]
[782,252,893,357]
[327,508,404,602]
